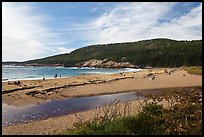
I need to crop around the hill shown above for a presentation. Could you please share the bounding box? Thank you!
[23,38,202,68]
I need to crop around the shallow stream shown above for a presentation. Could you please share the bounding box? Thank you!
[2,91,145,126]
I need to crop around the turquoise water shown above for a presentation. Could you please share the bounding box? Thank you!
[2,66,142,81]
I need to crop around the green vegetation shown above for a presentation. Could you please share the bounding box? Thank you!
[24,38,202,67]
[183,66,202,75]
[60,87,202,135]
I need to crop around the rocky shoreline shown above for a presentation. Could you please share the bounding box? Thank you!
[76,59,137,68]
[3,59,138,68]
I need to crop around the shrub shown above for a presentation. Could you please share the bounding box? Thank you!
[60,87,202,135]
[125,103,166,135]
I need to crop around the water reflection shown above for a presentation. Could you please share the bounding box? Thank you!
[2,92,144,126]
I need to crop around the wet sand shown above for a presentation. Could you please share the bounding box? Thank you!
[2,68,202,135]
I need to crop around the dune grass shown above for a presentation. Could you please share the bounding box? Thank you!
[183,66,202,75]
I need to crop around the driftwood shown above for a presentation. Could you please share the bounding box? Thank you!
[3,76,137,96]
[2,86,43,94]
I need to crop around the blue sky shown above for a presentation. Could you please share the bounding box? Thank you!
[2,2,202,61]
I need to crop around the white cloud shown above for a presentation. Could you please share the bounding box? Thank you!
[2,2,73,61]
[148,3,202,40]
[75,2,202,44]
[2,3,46,61]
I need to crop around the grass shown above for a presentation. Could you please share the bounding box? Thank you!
[183,66,202,75]
[60,87,202,135]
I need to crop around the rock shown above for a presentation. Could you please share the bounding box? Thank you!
[76,59,137,68]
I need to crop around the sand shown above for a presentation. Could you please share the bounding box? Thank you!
[2,68,202,107]
[2,68,202,135]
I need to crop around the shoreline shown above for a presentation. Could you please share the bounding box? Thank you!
[2,67,202,107]
[2,68,167,106]
[2,67,142,82]
[2,67,202,135]
[2,75,73,82]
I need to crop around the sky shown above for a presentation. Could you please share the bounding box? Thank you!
[2,2,202,62]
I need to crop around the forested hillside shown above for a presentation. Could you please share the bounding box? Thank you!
[24,38,202,67]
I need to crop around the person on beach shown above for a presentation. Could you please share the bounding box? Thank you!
[17,80,21,85]
[13,80,21,85]
[42,75,45,81]
[7,81,11,85]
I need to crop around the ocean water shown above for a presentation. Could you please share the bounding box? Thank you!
[2,66,143,81]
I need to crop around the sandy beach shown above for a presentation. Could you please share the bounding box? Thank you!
[2,68,202,135]
[2,68,202,106]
